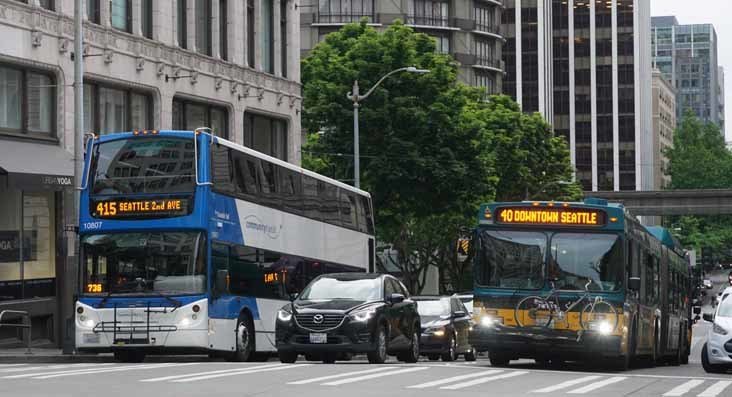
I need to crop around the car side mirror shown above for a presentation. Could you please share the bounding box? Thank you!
[453,310,467,318]
[289,292,298,302]
[693,306,702,315]
[386,293,405,304]
[215,269,229,295]
[703,313,715,323]
[628,277,641,291]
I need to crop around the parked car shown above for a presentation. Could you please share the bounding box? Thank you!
[275,273,421,364]
[414,296,476,362]
[704,279,714,289]
[701,286,732,373]
[453,293,474,315]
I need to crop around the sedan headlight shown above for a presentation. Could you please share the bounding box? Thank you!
[349,308,376,322]
[713,323,728,335]
[277,309,293,322]
[425,327,446,337]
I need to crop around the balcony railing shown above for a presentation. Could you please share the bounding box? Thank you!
[475,22,503,36]
[475,57,504,71]
[406,15,450,27]
[316,13,375,24]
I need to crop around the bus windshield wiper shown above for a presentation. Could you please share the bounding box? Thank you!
[146,292,182,312]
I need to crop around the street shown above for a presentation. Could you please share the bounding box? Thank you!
[0,321,727,397]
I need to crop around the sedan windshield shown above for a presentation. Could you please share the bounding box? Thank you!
[417,299,451,321]
[82,232,206,296]
[298,277,381,301]
[549,233,623,291]
[477,230,546,289]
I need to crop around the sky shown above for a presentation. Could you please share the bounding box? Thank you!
[651,0,732,141]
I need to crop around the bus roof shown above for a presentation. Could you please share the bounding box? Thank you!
[646,226,685,254]
[92,130,372,198]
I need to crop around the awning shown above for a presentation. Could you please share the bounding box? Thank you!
[0,139,75,190]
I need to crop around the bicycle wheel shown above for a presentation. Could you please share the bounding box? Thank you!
[579,300,618,333]
[515,296,554,328]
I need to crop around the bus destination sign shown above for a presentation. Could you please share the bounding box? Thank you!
[92,198,190,219]
[495,207,606,227]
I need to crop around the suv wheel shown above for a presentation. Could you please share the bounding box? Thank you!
[367,325,388,364]
[278,351,298,364]
[401,330,420,363]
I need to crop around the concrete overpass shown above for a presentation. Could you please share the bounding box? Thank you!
[584,190,732,216]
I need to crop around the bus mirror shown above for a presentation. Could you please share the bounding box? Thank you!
[215,270,229,294]
[628,277,641,291]
[693,306,702,315]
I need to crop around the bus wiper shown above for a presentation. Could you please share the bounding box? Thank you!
[98,290,114,308]
[147,292,182,312]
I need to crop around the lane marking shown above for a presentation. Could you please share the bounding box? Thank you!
[0,363,111,373]
[439,371,528,390]
[171,364,311,383]
[288,367,393,385]
[407,370,503,389]
[532,376,603,393]
[323,367,429,386]
[5,363,196,380]
[663,379,705,396]
[567,377,627,394]
[141,363,285,383]
[697,381,732,397]
[0,364,28,367]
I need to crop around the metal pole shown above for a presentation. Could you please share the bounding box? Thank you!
[352,80,360,190]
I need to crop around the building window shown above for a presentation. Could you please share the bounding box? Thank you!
[474,2,497,34]
[39,0,54,11]
[141,0,153,39]
[474,38,496,67]
[196,0,212,56]
[317,0,374,23]
[177,0,187,49]
[110,0,131,32]
[247,0,255,67]
[281,0,287,77]
[243,112,288,160]
[0,65,55,139]
[407,0,449,27]
[219,0,228,60]
[431,34,449,54]
[475,71,495,94]
[86,0,100,24]
[262,0,274,73]
[0,191,57,302]
[83,82,153,134]
[172,98,228,138]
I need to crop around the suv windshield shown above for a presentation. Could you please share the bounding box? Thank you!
[91,137,196,195]
[719,294,732,317]
[549,233,624,291]
[298,277,381,301]
[477,230,546,289]
[82,232,206,296]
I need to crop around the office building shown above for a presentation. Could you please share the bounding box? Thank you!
[299,0,505,93]
[651,17,724,131]
[0,0,301,347]
[502,0,653,192]
[651,69,676,190]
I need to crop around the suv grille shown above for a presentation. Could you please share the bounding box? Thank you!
[295,313,345,331]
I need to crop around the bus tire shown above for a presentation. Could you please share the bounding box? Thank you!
[229,313,255,362]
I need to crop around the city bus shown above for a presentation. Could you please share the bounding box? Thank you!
[469,198,691,370]
[75,129,375,362]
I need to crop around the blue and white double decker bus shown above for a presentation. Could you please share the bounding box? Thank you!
[75,129,375,362]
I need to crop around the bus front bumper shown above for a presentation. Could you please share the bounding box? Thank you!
[470,325,622,359]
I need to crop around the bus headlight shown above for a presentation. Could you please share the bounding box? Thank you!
[178,317,192,327]
[277,309,293,322]
[79,315,96,328]
[595,321,613,335]
[480,315,502,328]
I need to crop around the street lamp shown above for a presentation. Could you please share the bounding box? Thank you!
[347,66,430,189]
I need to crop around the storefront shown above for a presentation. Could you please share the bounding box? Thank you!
[0,139,73,347]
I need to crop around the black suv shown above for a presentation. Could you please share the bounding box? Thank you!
[275,273,421,364]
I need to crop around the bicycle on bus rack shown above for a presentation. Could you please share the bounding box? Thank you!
[513,279,618,342]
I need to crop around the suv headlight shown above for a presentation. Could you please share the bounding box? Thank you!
[277,308,293,322]
[350,308,376,322]
[713,323,728,335]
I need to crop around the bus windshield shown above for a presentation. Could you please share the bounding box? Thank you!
[477,230,546,289]
[549,233,624,292]
[82,232,206,296]
[91,137,196,195]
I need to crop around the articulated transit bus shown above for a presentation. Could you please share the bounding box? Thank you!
[75,129,375,362]
[469,198,691,370]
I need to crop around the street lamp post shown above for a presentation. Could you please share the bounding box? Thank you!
[347,66,429,189]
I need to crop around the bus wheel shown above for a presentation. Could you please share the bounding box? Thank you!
[114,350,146,363]
[230,314,255,362]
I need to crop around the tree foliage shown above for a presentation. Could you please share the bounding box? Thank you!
[302,21,580,292]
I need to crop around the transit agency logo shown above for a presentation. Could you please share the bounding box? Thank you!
[243,215,282,239]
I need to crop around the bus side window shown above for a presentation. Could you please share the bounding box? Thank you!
[279,167,302,216]
[361,196,375,234]
[211,146,235,194]
[229,245,259,296]
[258,161,281,209]
[355,195,368,234]
[302,175,322,222]
[211,242,230,295]
[233,153,259,199]
[318,181,340,225]
[338,189,357,230]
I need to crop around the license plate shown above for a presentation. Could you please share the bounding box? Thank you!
[83,333,100,344]
[309,333,327,344]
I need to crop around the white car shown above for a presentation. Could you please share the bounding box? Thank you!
[702,286,732,373]
[704,279,713,289]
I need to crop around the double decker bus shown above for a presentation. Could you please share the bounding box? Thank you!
[75,129,375,362]
[469,198,691,370]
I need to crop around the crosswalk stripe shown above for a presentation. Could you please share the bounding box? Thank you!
[141,364,284,383]
[0,364,28,367]
[663,380,705,396]
[4,363,196,380]
[567,377,627,394]
[407,370,503,389]
[697,381,732,397]
[323,367,429,386]
[171,364,311,383]
[532,376,603,393]
[439,371,528,390]
[288,367,393,385]
[32,363,200,380]
[0,363,111,373]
